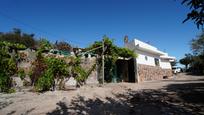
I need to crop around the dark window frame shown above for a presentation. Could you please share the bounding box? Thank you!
[154,58,160,66]
[145,56,148,61]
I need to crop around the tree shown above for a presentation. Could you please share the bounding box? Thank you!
[191,31,204,55]
[54,41,72,52]
[179,53,193,70]
[182,0,204,29]
[88,36,137,58]
[35,57,69,91]
[0,28,36,48]
[190,54,204,74]
[37,38,53,52]
[189,31,204,74]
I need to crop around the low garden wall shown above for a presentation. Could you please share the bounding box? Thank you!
[138,64,172,82]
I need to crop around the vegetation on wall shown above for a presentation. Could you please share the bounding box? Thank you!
[0,29,137,92]
[0,41,26,50]
[37,38,53,52]
[88,36,137,82]
[34,57,69,91]
[0,42,17,92]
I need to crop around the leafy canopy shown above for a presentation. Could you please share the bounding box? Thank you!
[87,36,137,82]
[88,36,137,59]
[0,28,36,48]
[191,31,204,55]
[182,0,204,29]
[179,53,193,69]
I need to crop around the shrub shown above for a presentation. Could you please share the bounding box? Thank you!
[35,70,54,92]
[33,57,69,91]
[18,69,26,80]
[30,52,47,86]
[8,88,16,93]
[0,44,17,92]
[0,73,12,92]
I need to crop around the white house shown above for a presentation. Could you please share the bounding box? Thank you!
[124,38,175,82]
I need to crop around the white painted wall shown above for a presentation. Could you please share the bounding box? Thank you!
[134,39,158,51]
[135,49,160,66]
[160,59,172,69]
[125,39,173,69]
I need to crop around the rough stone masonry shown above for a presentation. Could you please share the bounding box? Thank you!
[138,64,172,82]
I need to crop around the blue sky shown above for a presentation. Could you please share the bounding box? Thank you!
[0,0,201,62]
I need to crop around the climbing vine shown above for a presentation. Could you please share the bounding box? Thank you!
[87,36,137,83]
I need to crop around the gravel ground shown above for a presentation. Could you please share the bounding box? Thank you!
[0,73,204,115]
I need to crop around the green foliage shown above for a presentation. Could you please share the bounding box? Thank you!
[117,47,137,58]
[34,57,69,92]
[70,57,86,83]
[86,64,97,79]
[45,57,69,79]
[0,41,26,50]
[190,32,204,74]
[182,0,204,29]
[7,88,16,93]
[67,56,96,86]
[181,31,204,74]
[35,70,54,92]
[0,28,97,91]
[31,48,73,91]
[191,31,204,55]
[0,28,36,48]
[38,38,52,52]
[0,43,17,92]
[179,53,193,69]
[18,69,26,80]
[104,58,115,82]
[73,66,87,82]
[6,58,17,76]
[88,36,137,59]
[87,36,137,82]
[0,73,12,92]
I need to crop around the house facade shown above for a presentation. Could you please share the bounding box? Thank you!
[125,39,175,82]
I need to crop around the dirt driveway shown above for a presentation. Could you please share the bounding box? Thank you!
[0,73,204,115]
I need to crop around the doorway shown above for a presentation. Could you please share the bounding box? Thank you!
[116,58,136,83]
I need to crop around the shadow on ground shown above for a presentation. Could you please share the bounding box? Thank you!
[162,79,204,82]
[0,101,13,110]
[47,82,204,115]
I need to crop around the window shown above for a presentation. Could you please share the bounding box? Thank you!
[145,56,148,61]
[154,58,160,66]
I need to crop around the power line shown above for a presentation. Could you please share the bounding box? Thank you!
[0,10,84,46]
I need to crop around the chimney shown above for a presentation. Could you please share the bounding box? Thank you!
[124,35,128,44]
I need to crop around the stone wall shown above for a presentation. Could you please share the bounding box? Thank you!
[80,57,98,84]
[65,57,99,87]
[138,64,172,82]
[17,49,99,87]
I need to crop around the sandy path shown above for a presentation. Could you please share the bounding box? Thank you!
[0,73,204,115]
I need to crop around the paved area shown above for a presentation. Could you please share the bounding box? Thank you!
[0,73,204,115]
